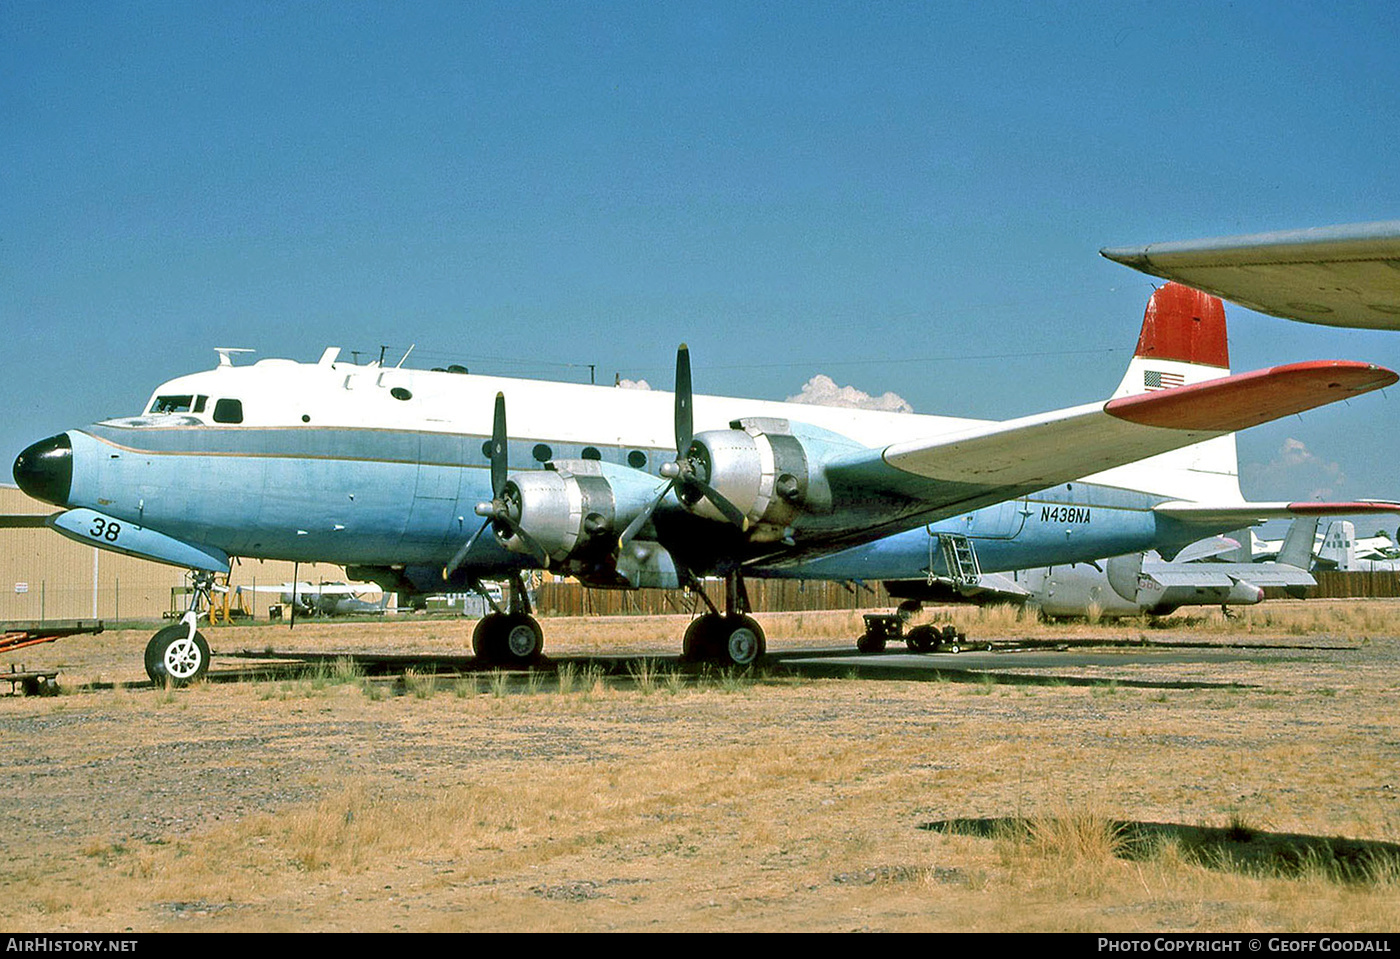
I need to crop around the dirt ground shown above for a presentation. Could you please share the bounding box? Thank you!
[2,606,1399,932]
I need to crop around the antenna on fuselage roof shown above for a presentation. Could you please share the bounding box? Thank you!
[395,344,415,368]
[214,348,254,367]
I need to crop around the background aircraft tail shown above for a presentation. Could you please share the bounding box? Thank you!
[1277,516,1322,569]
[1318,520,1356,571]
[1093,283,1243,502]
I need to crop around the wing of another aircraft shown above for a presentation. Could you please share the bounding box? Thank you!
[1173,535,1241,563]
[1102,221,1400,330]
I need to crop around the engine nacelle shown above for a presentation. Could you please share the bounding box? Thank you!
[497,460,668,563]
[682,417,857,539]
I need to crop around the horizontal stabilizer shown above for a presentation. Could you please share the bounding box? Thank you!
[877,361,1394,488]
[1148,564,1314,590]
[1147,567,1238,589]
[1102,221,1400,330]
[1231,566,1316,589]
[1154,499,1400,527]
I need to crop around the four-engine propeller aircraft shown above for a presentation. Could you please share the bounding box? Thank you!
[11,279,1398,685]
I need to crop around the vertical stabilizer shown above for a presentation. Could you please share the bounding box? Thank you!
[1318,520,1357,571]
[1277,516,1321,569]
[1095,283,1242,502]
[1113,282,1231,397]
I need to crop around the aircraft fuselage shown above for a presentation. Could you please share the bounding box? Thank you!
[16,349,1208,592]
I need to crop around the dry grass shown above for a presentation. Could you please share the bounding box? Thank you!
[3,602,1400,930]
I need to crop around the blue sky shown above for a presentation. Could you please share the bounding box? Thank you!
[5,1,1399,534]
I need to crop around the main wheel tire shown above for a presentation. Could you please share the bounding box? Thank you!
[473,613,543,665]
[682,614,723,662]
[145,624,210,686]
[499,613,544,665]
[471,613,503,660]
[719,614,765,667]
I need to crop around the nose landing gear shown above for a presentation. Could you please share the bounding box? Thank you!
[144,570,214,686]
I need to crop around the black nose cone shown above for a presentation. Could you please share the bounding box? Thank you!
[13,433,72,507]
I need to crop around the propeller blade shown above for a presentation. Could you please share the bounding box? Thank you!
[489,391,508,498]
[446,392,510,579]
[692,478,749,531]
[618,478,676,549]
[674,344,693,457]
[444,516,491,579]
[498,516,551,568]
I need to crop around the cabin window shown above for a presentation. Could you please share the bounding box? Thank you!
[532,443,553,463]
[152,395,194,413]
[213,398,244,424]
[628,450,647,469]
[582,446,601,461]
[390,387,413,401]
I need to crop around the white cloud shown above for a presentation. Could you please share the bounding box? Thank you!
[1250,437,1347,501]
[785,374,913,413]
[615,378,652,390]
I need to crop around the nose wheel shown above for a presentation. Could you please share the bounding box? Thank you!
[145,623,210,686]
[144,569,217,686]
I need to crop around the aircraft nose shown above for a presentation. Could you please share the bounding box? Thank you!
[13,433,73,507]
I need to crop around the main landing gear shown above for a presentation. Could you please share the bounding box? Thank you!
[470,573,545,666]
[144,570,213,686]
[681,570,767,668]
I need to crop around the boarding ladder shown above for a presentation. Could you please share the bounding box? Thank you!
[927,533,982,591]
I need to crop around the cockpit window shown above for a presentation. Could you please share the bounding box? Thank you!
[152,395,194,413]
[213,398,244,424]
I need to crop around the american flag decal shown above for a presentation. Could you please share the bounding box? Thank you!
[1144,369,1185,391]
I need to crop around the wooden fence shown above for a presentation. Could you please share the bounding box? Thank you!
[533,578,895,617]
[532,573,1400,618]
[1310,571,1400,599]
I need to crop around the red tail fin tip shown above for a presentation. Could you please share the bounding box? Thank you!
[1133,282,1229,369]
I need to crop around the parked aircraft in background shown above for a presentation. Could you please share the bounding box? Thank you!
[886,517,1327,620]
[1315,520,1400,572]
[1248,525,1397,566]
[235,581,388,618]
[12,262,1399,684]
